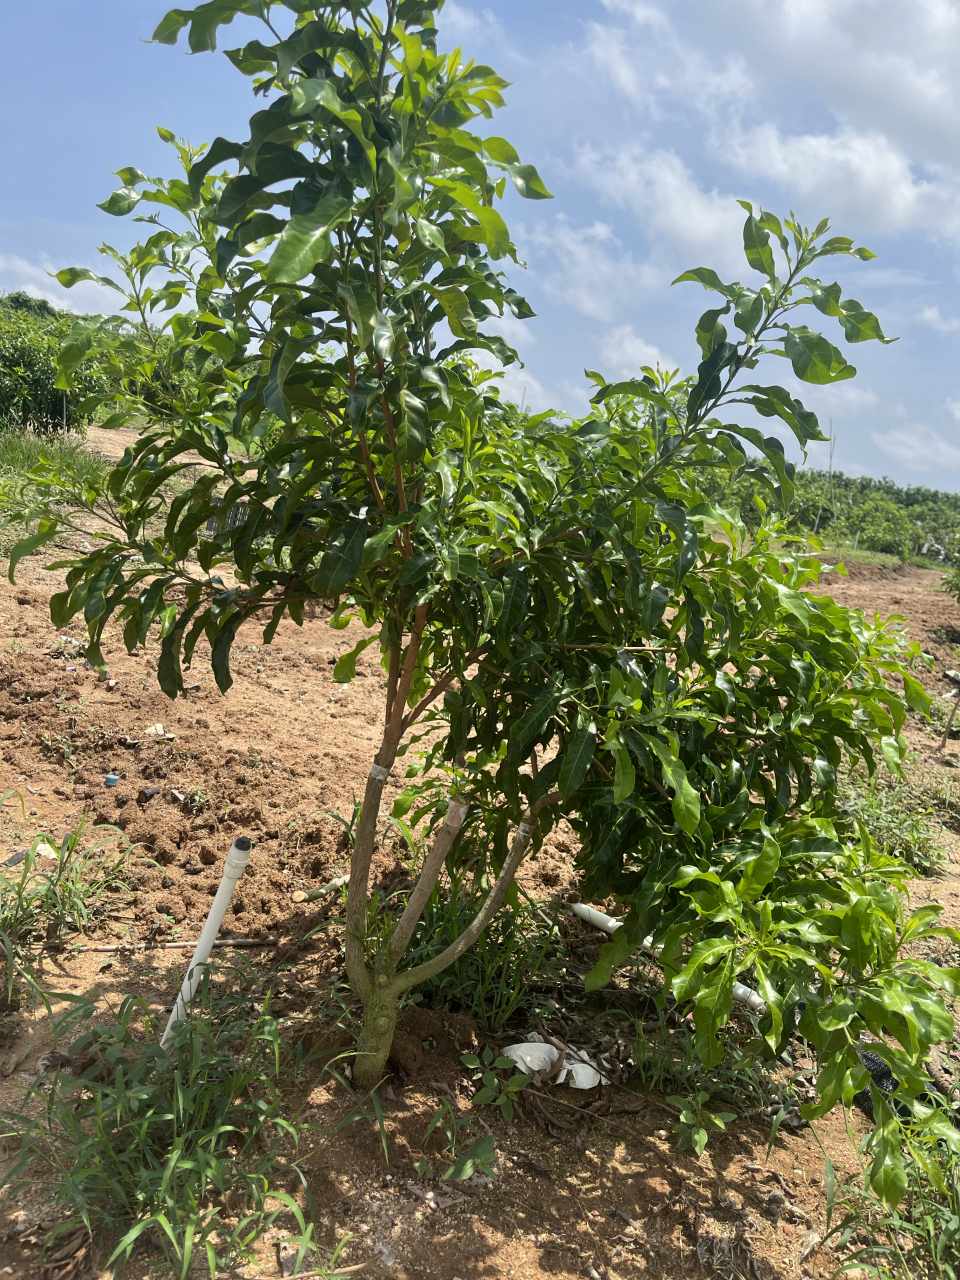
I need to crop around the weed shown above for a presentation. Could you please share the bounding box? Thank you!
[825,1121,960,1279]
[188,787,210,814]
[40,731,74,768]
[0,430,108,485]
[838,773,946,876]
[630,1013,794,1153]
[0,812,129,988]
[326,798,362,849]
[0,973,334,1279]
[403,881,561,1032]
[416,1094,498,1183]
[927,695,960,744]
[462,1046,530,1121]
[668,1090,736,1157]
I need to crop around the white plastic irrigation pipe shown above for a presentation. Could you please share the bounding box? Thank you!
[161,835,253,1048]
[571,902,767,1016]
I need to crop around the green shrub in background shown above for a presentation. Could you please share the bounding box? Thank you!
[0,293,108,433]
[710,464,960,562]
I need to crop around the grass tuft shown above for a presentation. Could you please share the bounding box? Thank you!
[0,969,345,1279]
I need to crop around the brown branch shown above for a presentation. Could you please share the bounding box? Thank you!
[401,645,486,732]
[640,769,671,802]
[359,430,386,512]
[385,645,400,728]
[591,756,612,782]
[344,607,427,1000]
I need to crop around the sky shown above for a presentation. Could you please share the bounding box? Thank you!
[3,0,960,486]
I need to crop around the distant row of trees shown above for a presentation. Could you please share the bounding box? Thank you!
[0,291,109,432]
[708,465,960,562]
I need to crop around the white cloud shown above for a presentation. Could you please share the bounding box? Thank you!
[525,218,661,322]
[440,2,505,39]
[797,381,879,415]
[723,123,960,238]
[871,424,960,473]
[484,307,537,353]
[697,0,960,172]
[494,362,556,414]
[573,146,747,273]
[919,305,960,334]
[601,324,675,377]
[583,9,749,118]
[575,2,960,243]
[947,399,960,421]
[0,254,119,314]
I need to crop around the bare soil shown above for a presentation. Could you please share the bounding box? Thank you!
[0,533,958,1280]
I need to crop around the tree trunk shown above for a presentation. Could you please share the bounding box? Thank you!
[353,975,400,1091]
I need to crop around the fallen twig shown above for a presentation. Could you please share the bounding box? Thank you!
[72,936,278,953]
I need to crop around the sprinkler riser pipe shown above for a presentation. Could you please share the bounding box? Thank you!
[160,836,252,1048]
[570,902,766,1016]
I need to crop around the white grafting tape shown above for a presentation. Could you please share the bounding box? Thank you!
[447,798,470,824]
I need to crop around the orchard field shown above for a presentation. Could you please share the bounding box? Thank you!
[2,4,960,1280]
[0,509,959,1280]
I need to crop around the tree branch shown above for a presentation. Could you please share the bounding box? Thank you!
[344,606,427,999]
[401,645,486,732]
[385,795,470,966]
[390,792,561,993]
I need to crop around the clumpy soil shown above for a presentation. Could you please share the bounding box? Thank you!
[0,536,958,1280]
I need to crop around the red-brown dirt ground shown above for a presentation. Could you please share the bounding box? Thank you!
[1,497,958,1280]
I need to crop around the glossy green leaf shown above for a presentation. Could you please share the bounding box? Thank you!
[784,326,856,384]
[266,193,351,283]
[559,716,596,799]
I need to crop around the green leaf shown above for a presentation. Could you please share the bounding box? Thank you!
[429,285,477,339]
[610,739,635,802]
[442,1135,496,1181]
[338,280,378,351]
[97,186,141,217]
[695,304,731,358]
[211,611,244,694]
[584,923,635,991]
[474,206,511,260]
[266,193,351,283]
[738,837,780,899]
[742,211,776,280]
[643,735,701,834]
[510,690,563,756]
[314,515,369,595]
[8,519,58,582]
[334,635,377,683]
[672,267,739,299]
[289,77,377,173]
[415,218,446,252]
[559,716,596,799]
[783,326,856,384]
[53,267,124,293]
[902,671,930,715]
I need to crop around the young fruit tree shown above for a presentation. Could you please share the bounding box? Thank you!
[10,0,960,1203]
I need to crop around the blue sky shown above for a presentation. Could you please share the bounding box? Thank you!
[3,1,960,486]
